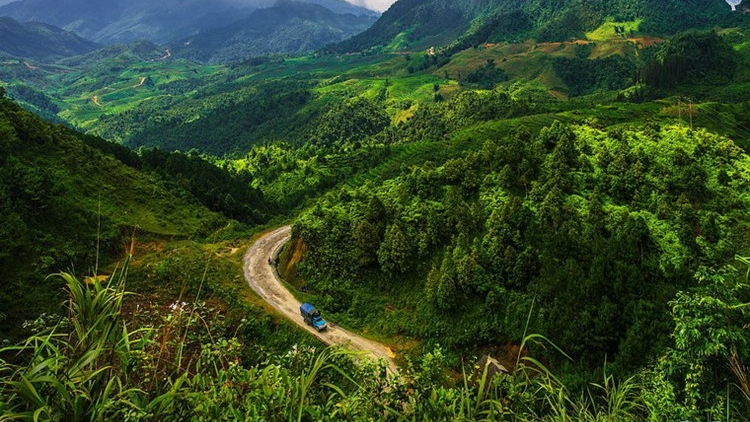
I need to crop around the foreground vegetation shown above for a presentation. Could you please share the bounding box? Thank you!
[1,256,748,421]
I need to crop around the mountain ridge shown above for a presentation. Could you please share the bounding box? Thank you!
[0,16,99,61]
[0,0,377,45]
[172,1,377,63]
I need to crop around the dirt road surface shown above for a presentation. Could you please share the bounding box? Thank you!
[243,226,397,373]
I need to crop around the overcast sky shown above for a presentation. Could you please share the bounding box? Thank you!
[347,0,397,12]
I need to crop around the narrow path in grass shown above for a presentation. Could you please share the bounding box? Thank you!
[243,226,397,373]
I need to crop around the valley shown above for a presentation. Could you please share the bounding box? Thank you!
[1,0,750,420]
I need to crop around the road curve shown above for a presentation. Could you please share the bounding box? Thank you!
[243,226,397,373]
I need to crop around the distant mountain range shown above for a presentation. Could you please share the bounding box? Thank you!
[0,0,377,44]
[172,1,377,63]
[0,16,99,61]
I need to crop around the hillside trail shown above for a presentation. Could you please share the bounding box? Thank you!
[243,226,398,373]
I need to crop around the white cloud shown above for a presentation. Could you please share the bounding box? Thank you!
[347,0,397,12]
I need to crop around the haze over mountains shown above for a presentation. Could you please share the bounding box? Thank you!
[0,0,378,44]
[172,1,377,63]
[0,16,99,61]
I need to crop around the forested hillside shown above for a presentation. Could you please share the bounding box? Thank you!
[6,23,741,157]
[2,97,750,421]
[294,121,750,369]
[335,0,744,52]
[0,91,277,342]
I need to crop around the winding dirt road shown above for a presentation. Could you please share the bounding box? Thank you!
[243,226,397,372]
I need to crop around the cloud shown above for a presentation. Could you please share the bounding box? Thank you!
[347,0,397,12]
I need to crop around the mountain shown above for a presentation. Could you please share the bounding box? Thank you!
[56,40,167,68]
[335,0,746,52]
[0,0,271,44]
[172,1,378,63]
[290,0,379,16]
[0,0,377,45]
[0,16,99,61]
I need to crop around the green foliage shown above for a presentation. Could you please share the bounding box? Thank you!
[387,89,533,144]
[0,262,143,421]
[3,257,749,420]
[0,281,644,422]
[554,55,636,97]
[335,0,742,53]
[313,97,389,147]
[3,84,59,115]
[641,31,739,89]
[0,97,226,342]
[640,261,750,419]
[464,59,509,90]
[294,122,750,373]
[106,79,316,155]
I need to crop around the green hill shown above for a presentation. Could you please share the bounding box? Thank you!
[334,0,745,52]
[0,92,243,341]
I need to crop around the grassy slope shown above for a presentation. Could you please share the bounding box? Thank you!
[0,98,320,357]
[0,98,219,340]
[0,31,724,152]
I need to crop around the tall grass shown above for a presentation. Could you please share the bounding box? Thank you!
[0,261,674,421]
[0,258,146,421]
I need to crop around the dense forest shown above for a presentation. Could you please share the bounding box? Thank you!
[294,121,750,370]
[335,0,744,52]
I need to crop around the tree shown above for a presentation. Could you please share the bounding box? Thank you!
[377,222,411,274]
[352,219,380,268]
[645,262,750,419]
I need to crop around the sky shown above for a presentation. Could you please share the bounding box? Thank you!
[346,0,397,12]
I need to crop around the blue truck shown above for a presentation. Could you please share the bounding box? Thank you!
[300,302,328,332]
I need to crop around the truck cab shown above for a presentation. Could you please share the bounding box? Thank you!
[300,302,327,332]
